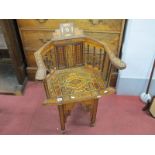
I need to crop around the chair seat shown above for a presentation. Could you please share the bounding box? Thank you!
[45,65,105,105]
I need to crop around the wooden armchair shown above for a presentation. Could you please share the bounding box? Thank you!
[34,23,126,132]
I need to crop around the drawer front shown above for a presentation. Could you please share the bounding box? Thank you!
[20,30,53,50]
[17,19,123,32]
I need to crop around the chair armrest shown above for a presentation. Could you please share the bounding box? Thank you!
[104,43,126,70]
[34,41,53,80]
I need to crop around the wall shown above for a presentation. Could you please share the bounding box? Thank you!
[117,19,155,96]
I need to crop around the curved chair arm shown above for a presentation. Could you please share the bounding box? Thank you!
[104,43,126,70]
[34,52,46,80]
[34,42,51,80]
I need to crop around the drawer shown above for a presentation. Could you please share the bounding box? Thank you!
[20,29,53,50]
[17,19,123,32]
[25,50,37,67]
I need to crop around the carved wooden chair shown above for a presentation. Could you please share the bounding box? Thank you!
[34,23,126,133]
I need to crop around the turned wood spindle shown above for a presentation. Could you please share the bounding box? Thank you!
[101,50,106,72]
[87,44,90,64]
[93,46,96,67]
[99,48,102,70]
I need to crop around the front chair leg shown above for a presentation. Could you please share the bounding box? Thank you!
[90,99,98,127]
[58,104,66,133]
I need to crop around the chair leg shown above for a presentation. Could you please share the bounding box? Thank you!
[90,99,98,127]
[58,104,66,133]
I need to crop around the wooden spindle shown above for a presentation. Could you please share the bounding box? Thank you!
[44,55,48,68]
[93,46,96,67]
[106,63,112,87]
[62,46,67,68]
[72,43,76,67]
[78,43,81,65]
[81,42,84,65]
[106,64,113,87]
[105,60,111,81]
[84,43,87,64]
[74,44,79,65]
[46,55,50,69]
[55,46,59,69]
[101,51,106,72]
[50,49,53,67]
[87,44,89,64]
[99,48,102,69]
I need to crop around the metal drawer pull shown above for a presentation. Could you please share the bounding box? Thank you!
[39,38,51,44]
[89,19,103,25]
[36,19,48,23]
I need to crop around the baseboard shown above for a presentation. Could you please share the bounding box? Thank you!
[116,76,155,96]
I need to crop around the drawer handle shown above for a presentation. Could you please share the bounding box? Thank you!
[39,38,51,44]
[36,19,48,23]
[89,19,103,25]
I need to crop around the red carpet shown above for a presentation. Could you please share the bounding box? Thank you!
[0,81,155,135]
